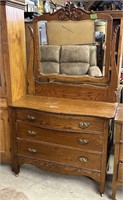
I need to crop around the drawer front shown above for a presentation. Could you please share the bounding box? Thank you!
[17,122,103,152]
[119,144,123,160]
[16,109,104,133]
[17,140,101,171]
[117,162,123,182]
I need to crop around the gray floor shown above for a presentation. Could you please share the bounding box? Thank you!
[0,157,123,200]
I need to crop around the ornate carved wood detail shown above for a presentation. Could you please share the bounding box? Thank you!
[57,2,88,20]
[18,157,100,183]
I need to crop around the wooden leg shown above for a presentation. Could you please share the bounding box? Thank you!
[111,179,117,200]
[11,161,20,175]
[99,184,104,197]
[99,172,106,196]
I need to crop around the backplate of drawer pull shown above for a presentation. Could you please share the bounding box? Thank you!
[78,138,90,144]
[78,122,90,129]
[27,148,37,153]
[79,156,88,162]
[27,130,38,136]
[27,115,36,121]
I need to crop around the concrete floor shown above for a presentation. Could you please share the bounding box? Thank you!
[0,158,123,200]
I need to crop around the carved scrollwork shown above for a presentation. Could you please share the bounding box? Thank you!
[58,2,83,20]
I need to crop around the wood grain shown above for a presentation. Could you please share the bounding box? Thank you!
[0,99,10,163]
[10,95,117,118]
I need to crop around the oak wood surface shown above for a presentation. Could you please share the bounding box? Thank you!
[117,162,123,182]
[112,104,123,199]
[10,95,117,118]
[17,139,102,171]
[0,1,26,163]
[16,109,105,133]
[17,122,103,152]
[115,104,123,123]
[0,99,10,163]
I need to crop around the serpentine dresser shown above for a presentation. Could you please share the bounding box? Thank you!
[9,95,117,196]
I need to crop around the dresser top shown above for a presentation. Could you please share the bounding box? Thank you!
[9,95,117,118]
[115,104,123,123]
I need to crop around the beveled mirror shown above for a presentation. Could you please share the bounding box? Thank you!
[30,3,113,85]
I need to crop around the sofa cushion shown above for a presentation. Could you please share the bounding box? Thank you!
[40,62,59,74]
[90,45,97,66]
[60,63,89,75]
[40,45,60,62]
[60,45,90,63]
[88,66,102,77]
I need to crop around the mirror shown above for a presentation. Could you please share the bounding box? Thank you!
[31,3,113,84]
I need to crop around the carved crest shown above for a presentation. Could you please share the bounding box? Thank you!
[57,2,84,20]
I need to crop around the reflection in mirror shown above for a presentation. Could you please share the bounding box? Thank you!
[31,4,113,84]
[38,19,107,79]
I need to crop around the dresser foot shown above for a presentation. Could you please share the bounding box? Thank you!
[100,193,104,197]
[15,173,19,177]
[12,164,20,175]
[111,193,116,200]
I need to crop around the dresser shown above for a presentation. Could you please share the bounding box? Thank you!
[112,104,123,199]
[9,5,123,197]
[9,95,117,196]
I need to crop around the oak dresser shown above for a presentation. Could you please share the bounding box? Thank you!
[9,95,117,196]
[8,4,123,198]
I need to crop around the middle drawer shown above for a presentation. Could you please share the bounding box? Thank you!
[16,122,103,152]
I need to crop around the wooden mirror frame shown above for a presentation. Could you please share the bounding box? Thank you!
[29,3,114,85]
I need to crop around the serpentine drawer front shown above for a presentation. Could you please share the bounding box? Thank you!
[16,109,104,132]
[17,140,102,171]
[16,122,103,152]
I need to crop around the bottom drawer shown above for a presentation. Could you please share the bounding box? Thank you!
[118,162,123,182]
[17,140,101,171]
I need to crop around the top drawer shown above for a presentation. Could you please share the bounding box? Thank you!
[16,108,104,133]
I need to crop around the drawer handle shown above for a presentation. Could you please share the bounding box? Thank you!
[79,157,88,162]
[27,148,37,153]
[27,115,36,121]
[79,122,90,129]
[78,138,90,144]
[27,130,38,136]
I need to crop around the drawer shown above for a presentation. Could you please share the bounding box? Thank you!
[17,122,103,152]
[117,162,123,182]
[119,144,123,160]
[16,109,104,133]
[17,140,102,171]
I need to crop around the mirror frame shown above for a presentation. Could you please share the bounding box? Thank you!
[31,3,113,85]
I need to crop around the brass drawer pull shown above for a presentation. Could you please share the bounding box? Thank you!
[79,157,88,162]
[27,130,38,136]
[78,138,90,144]
[27,148,37,153]
[79,122,90,128]
[27,115,36,121]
